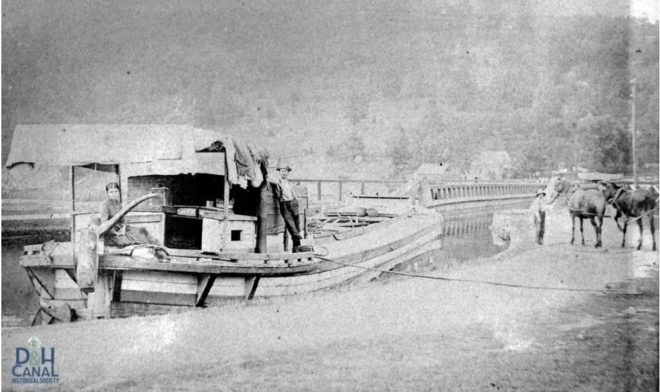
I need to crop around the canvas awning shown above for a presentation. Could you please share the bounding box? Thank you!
[6,124,268,184]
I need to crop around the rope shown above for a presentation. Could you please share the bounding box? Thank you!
[568,209,612,218]
[313,254,631,294]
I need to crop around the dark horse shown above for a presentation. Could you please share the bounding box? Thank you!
[599,181,657,251]
[547,177,607,248]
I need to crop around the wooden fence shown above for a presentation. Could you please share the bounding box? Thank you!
[291,179,405,202]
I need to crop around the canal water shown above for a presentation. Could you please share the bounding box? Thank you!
[1,202,528,327]
[378,205,520,283]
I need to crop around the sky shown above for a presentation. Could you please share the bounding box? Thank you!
[631,0,659,21]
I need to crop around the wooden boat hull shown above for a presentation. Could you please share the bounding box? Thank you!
[21,213,443,323]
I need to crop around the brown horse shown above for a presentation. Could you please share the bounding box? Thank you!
[599,181,657,251]
[547,177,607,248]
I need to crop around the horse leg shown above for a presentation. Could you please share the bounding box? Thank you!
[614,210,624,232]
[636,218,644,251]
[621,219,627,248]
[650,213,656,251]
[580,217,585,246]
[570,214,576,245]
[599,215,605,248]
[590,216,601,248]
[597,216,603,248]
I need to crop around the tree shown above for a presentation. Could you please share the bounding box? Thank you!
[575,115,630,173]
[327,132,366,162]
[390,127,416,174]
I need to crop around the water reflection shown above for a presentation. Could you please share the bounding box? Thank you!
[380,204,528,282]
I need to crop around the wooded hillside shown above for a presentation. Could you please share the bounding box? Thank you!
[2,0,657,179]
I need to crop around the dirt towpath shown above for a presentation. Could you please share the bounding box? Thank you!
[2,209,658,391]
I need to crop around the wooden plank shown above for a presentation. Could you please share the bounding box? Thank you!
[207,277,245,297]
[196,275,216,306]
[22,256,75,268]
[55,269,79,289]
[212,277,246,287]
[99,256,319,276]
[86,270,113,319]
[110,302,192,318]
[122,270,197,285]
[26,268,55,299]
[207,285,245,297]
[176,207,198,217]
[112,271,123,301]
[52,288,86,301]
[121,279,197,295]
[40,298,86,310]
[198,209,258,221]
[120,290,196,306]
[166,248,314,261]
[64,268,78,285]
[244,276,260,300]
[125,213,163,224]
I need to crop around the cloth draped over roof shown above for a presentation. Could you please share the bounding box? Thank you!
[5,124,269,188]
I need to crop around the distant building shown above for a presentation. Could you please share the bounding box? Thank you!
[413,163,447,179]
[468,151,512,181]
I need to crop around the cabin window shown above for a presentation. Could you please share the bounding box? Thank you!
[231,230,241,242]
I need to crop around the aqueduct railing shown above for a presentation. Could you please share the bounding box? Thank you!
[292,178,542,206]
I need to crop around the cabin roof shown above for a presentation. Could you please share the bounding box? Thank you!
[6,124,268,180]
[8,124,212,166]
[577,172,624,181]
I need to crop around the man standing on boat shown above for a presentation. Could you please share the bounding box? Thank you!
[269,160,303,252]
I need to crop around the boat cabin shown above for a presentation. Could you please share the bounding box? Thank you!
[6,124,294,255]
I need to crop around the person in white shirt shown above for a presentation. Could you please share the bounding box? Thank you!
[530,188,547,245]
[270,162,302,252]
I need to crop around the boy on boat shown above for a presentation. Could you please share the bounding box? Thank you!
[99,182,160,247]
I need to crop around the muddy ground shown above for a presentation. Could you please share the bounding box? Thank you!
[2,209,658,391]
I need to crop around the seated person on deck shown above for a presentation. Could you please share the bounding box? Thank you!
[99,182,159,247]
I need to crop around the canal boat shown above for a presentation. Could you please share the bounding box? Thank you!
[6,124,443,324]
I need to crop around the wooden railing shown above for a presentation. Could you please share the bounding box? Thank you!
[291,179,405,202]
[427,182,540,200]
[424,181,540,208]
[291,178,543,205]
